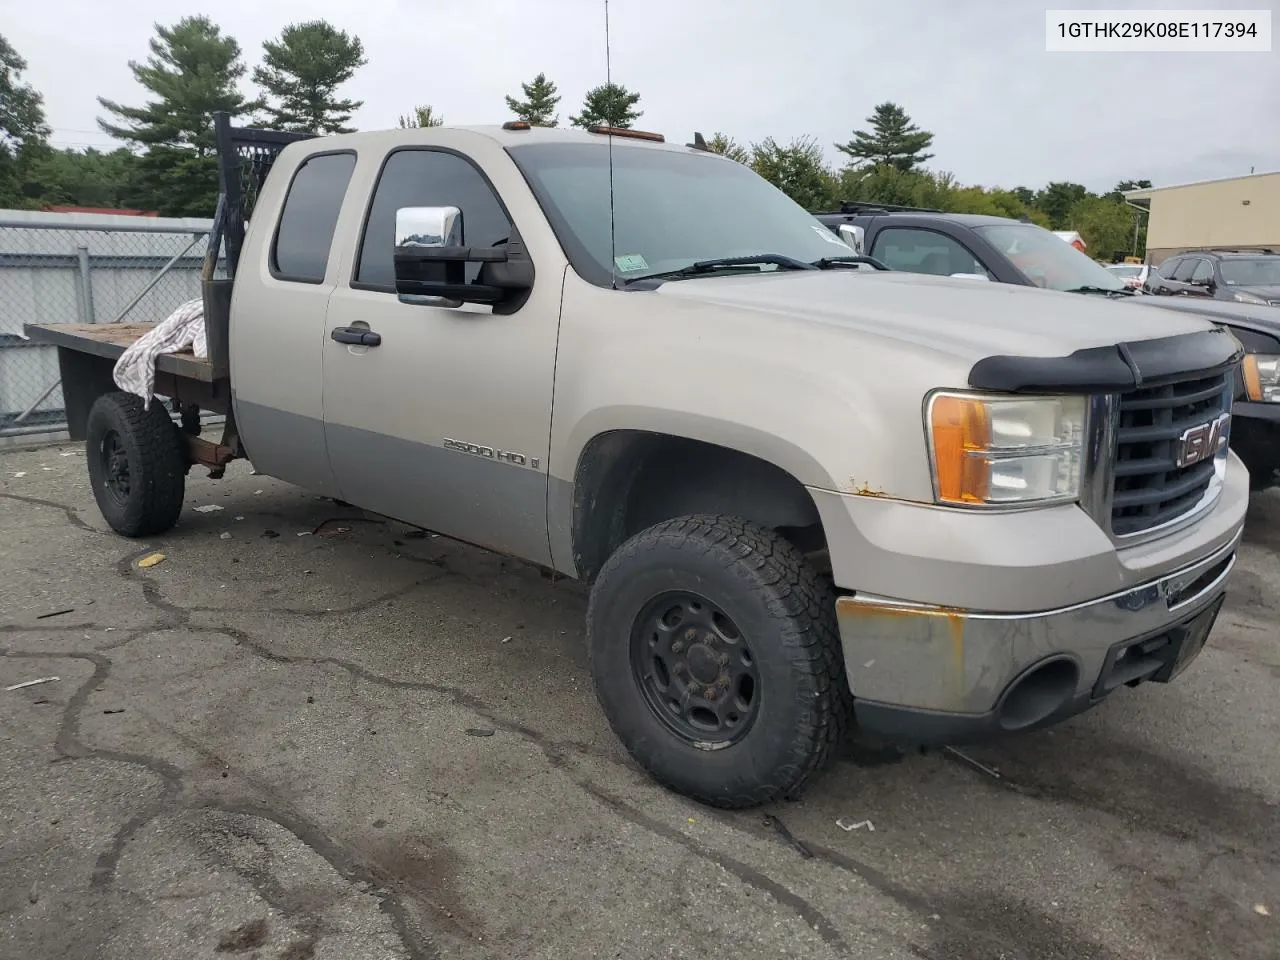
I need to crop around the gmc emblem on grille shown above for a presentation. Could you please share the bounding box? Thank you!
[1175,412,1230,468]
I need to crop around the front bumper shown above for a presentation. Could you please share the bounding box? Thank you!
[833,528,1240,746]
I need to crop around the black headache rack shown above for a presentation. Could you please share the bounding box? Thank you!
[198,112,319,376]
[208,111,319,279]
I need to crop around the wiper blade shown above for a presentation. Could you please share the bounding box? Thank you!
[626,253,817,285]
[1065,285,1133,297]
[812,255,890,271]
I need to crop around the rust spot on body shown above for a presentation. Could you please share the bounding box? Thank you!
[847,479,888,497]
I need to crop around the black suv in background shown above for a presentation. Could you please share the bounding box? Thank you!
[1143,249,1280,307]
[812,202,1134,295]
[813,203,1280,488]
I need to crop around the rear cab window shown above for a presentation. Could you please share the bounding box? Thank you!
[271,152,358,283]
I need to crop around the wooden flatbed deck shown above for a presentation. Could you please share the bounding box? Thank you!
[23,322,219,383]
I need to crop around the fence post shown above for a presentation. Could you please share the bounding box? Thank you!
[76,244,96,324]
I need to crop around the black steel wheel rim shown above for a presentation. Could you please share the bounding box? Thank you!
[99,430,131,507]
[629,591,761,747]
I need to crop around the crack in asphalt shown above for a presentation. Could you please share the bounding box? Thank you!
[0,491,97,533]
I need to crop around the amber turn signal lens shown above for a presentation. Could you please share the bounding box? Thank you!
[1242,354,1263,402]
[929,395,991,503]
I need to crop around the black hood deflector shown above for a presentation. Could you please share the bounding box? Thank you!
[967,327,1243,394]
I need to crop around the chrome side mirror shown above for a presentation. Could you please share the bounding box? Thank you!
[394,206,464,307]
[837,223,865,254]
[395,205,463,248]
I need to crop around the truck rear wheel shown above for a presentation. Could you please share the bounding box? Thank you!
[85,392,187,538]
[587,515,850,808]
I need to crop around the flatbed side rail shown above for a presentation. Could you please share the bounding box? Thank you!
[212,112,318,278]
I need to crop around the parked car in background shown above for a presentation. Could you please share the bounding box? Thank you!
[812,203,1133,296]
[1143,249,1280,306]
[1105,262,1151,290]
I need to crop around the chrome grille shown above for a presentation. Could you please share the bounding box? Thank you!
[1110,372,1230,537]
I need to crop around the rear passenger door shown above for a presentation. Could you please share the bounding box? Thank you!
[230,150,357,497]
[320,147,562,565]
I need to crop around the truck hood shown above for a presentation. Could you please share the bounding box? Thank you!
[652,269,1215,362]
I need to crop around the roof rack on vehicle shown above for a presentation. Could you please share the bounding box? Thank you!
[212,111,319,278]
[812,201,946,216]
[1182,247,1278,255]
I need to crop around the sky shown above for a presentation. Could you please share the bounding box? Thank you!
[6,0,1278,193]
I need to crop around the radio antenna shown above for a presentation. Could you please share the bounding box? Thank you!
[604,0,618,289]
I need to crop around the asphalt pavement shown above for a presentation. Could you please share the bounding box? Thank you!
[1,442,1277,960]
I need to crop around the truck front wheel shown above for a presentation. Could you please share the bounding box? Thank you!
[587,515,851,808]
[85,392,187,538]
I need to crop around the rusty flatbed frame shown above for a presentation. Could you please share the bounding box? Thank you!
[21,321,240,474]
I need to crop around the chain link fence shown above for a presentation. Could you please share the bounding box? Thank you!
[0,211,223,439]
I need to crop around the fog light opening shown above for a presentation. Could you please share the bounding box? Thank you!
[997,658,1079,732]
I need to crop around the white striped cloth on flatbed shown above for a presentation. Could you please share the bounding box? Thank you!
[112,298,208,409]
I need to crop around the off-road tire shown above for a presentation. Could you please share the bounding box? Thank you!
[85,392,187,537]
[587,514,852,808]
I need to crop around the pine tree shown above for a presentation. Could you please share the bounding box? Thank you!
[835,102,935,172]
[568,83,642,129]
[97,16,259,216]
[505,73,560,127]
[254,21,367,134]
[0,33,50,208]
[397,105,443,128]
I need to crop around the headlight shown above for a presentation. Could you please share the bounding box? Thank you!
[927,393,1086,506]
[1232,291,1268,305]
[1243,354,1280,402]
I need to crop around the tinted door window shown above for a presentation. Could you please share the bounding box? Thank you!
[1189,259,1215,284]
[272,152,357,283]
[869,227,991,278]
[1172,259,1199,282]
[356,149,512,288]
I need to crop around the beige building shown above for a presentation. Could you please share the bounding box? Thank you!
[1125,171,1279,266]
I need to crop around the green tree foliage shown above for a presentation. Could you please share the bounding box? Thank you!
[96,16,259,217]
[505,73,560,127]
[836,102,934,172]
[749,136,838,211]
[705,132,749,164]
[0,33,50,208]
[1069,195,1143,259]
[569,83,642,129]
[1032,181,1090,229]
[397,105,443,128]
[25,147,144,209]
[254,20,367,134]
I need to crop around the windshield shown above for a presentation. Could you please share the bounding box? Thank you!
[973,223,1129,293]
[505,141,854,286]
[1219,258,1280,285]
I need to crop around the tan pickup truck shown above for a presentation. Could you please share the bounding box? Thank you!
[26,116,1249,809]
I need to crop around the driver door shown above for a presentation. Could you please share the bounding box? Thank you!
[321,147,561,565]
